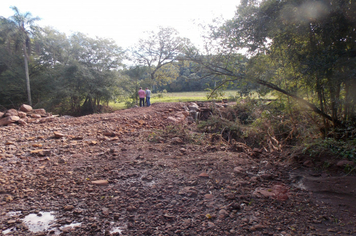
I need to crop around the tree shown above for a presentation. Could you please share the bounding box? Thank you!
[122,66,150,106]
[0,6,41,106]
[52,33,125,115]
[184,0,356,127]
[132,27,190,91]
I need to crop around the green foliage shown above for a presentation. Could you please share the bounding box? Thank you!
[156,93,165,99]
[132,27,190,92]
[0,11,126,114]
[37,32,124,115]
[197,97,319,150]
[185,0,356,130]
[205,87,225,100]
[0,6,41,106]
[302,138,356,161]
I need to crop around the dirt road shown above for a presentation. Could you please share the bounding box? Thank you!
[1,103,355,235]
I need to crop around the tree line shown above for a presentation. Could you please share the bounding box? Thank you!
[1,1,356,129]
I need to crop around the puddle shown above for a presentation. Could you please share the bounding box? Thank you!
[289,171,309,191]
[110,226,123,234]
[110,222,124,235]
[2,212,124,235]
[2,227,16,235]
[6,211,22,217]
[60,222,82,229]
[23,211,56,233]
[293,180,307,190]
[145,180,156,186]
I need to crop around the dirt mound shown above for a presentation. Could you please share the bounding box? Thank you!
[1,102,355,235]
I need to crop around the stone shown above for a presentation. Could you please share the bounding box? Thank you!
[204,194,214,200]
[252,187,275,198]
[171,137,184,144]
[175,112,187,119]
[207,222,215,228]
[40,117,55,123]
[102,207,110,215]
[127,205,137,212]
[178,187,198,197]
[0,116,20,126]
[336,160,354,167]
[198,172,209,178]
[253,148,262,153]
[218,209,228,219]
[33,108,47,116]
[180,148,187,153]
[103,131,116,137]
[89,141,97,145]
[233,166,244,173]
[5,109,18,117]
[167,116,179,123]
[20,104,33,112]
[224,193,235,200]
[54,131,66,138]
[72,154,83,158]
[272,185,289,201]
[31,114,42,118]
[40,150,51,156]
[0,112,4,118]
[30,149,51,156]
[64,205,75,211]
[5,195,13,201]
[188,103,199,111]
[91,180,109,186]
[17,111,27,118]
[250,223,265,231]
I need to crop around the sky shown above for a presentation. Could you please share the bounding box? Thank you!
[0,0,240,49]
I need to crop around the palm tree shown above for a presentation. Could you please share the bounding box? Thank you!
[1,6,40,106]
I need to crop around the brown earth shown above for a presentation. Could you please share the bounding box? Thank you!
[0,102,356,235]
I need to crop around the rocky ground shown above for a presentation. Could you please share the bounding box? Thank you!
[0,102,356,235]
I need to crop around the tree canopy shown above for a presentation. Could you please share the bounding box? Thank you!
[183,0,356,127]
[132,27,190,91]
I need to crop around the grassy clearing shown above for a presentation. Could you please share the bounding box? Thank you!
[108,90,270,110]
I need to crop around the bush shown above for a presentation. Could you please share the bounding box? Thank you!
[157,93,164,98]
[197,97,318,151]
[301,138,356,160]
[125,99,136,108]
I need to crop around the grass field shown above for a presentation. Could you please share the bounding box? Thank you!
[109,90,259,110]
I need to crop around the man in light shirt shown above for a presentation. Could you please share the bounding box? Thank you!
[138,87,146,107]
[145,87,151,107]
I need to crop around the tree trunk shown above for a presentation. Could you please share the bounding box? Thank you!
[23,45,32,106]
[344,81,350,121]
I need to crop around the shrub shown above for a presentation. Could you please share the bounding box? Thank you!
[301,138,356,160]
[197,97,319,151]
[157,93,164,98]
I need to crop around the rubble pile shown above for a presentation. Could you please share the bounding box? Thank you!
[0,104,56,126]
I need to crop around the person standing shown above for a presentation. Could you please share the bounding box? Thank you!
[138,87,146,107]
[145,87,151,107]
